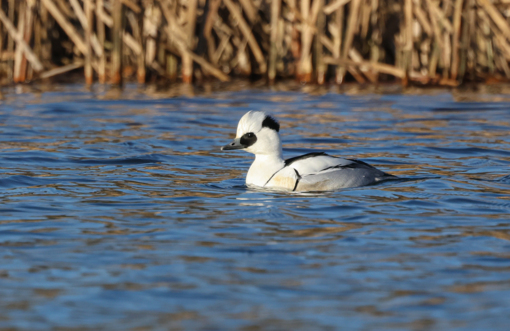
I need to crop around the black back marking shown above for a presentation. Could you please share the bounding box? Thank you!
[292,169,301,191]
[263,167,281,187]
[346,159,396,178]
[262,115,280,132]
[346,159,376,169]
[319,159,376,172]
[284,152,327,167]
[319,159,396,178]
[263,167,302,190]
[240,132,257,147]
[347,159,372,166]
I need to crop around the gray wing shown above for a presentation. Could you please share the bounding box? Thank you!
[287,154,394,191]
[287,154,354,175]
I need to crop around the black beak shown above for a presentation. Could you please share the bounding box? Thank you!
[221,138,245,151]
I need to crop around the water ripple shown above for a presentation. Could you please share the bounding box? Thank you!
[0,84,509,329]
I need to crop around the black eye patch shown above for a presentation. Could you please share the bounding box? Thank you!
[240,132,257,147]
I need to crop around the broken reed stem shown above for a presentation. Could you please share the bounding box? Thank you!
[404,0,413,83]
[1,0,510,86]
[338,0,361,83]
[333,3,344,84]
[451,0,464,80]
[369,0,380,81]
[298,0,312,82]
[159,0,229,82]
[315,0,326,84]
[182,0,197,83]
[13,0,26,83]
[41,0,87,54]
[127,11,145,83]
[223,0,266,74]
[85,0,93,85]
[96,0,106,83]
[7,0,15,81]
[20,0,35,83]
[269,0,280,84]
[0,1,3,75]
[111,0,123,85]
[0,6,43,72]
[203,0,220,64]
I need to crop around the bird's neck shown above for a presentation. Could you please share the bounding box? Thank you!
[246,153,285,187]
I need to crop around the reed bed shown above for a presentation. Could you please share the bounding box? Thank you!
[1,0,510,86]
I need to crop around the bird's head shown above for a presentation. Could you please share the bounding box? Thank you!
[221,111,282,156]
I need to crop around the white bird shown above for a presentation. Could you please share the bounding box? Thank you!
[221,111,395,192]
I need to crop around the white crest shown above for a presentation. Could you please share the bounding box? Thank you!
[236,110,267,138]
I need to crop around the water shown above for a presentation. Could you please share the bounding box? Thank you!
[1,83,510,330]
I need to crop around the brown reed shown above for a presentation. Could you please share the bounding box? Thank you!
[1,0,510,86]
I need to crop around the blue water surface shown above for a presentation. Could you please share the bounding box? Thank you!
[0,82,510,330]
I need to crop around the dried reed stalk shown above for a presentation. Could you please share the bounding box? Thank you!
[203,0,221,63]
[297,0,312,82]
[451,0,464,80]
[182,0,197,83]
[0,7,43,72]
[0,0,510,86]
[315,0,326,84]
[111,0,123,85]
[404,0,413,83]
[269,0,281,83]
[127,11,145,83]
[84,0,93,85]
[19,0,35,82]
[7,0,15,80]
[332,2,344,83]
[324,56,405,78]
[338,0,361,83]
[41,0,87,54]
[159,0,229,82]
[223,0,266,74]
[97,0,106,83]
[13,0,26,83]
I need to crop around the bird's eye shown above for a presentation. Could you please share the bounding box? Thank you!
[240,132,257,147]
